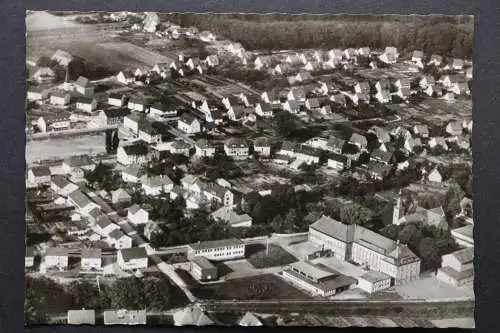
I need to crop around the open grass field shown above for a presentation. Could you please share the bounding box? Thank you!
[27,11,174,72]
[246,243,298,269]
[190,274,312,300]
[26,134,106,164]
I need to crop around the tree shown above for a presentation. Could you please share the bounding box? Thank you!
[340,203,372,226]
[444,181,465,217]
[36,56,58,68]
[418,237,441,271]
[112,130,120,153]
[270,215,284,232]
[66,281,103,310]
[273,111,298,138]
[283,208,299,230]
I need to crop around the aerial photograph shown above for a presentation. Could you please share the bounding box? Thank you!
[25,11,474,328]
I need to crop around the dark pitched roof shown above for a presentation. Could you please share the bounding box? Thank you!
[180,113,198,125]
[31,166,51,177]
[122,143,149,156]
[310,216,355,243]
[64,155,95,168]
[103,107,130,118]
[75,76,90,88]
[82,248,102,259]
[119,247,148,261]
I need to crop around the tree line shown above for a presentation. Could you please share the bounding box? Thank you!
[162,13,473,59]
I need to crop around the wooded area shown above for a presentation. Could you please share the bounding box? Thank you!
[162,14,473,58]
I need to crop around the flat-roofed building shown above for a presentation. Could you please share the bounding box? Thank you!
[190,256,218,281]
[187,238,245,261]
[357,271,392,293]
[282,261,356,297]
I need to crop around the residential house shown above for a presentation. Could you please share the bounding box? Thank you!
[37,113,71,133]
[443,92,456,102]
[451,225,474,248]
[210,205,253,228]
[254,55,273,70]
[375,89,391,104]
[75,97,97,113]
[44,247,69,269]
[354,81,370,94]
[254,102,274,118]
[357,47,371,57]
[110,188,132,205]
[294,145,321,165]
[419,76,436,89]
[326,137,345,154]
[144,221,164,241]
[27,166,51,185]
[95,215,120,236]
[348,133,368,151]
[224,138,249,160]
[204,54,220,67]
[50,90,71,106]
[142,175,174,196]
[149,101,178,118]
[394,78,411,90]
[117,247,148,271]
[25,247,35,268]
[199,30,216,42]
[74,76,94,96]
[429,137,449,151]
[203,182,236,206]
[287,87,307,101]
[127,204,149,225]
[411,50,424,68]
[178,114,201,134]
[138,125,162,144]
[27,87,49,101]
[370,149,393,165]
[282,100,301,114]
[344,48,358,60]
[450,82,470,95]
[428,54,443,66]
[330,94,347,107]
[261,89,282,105]
[413,124,429,138]
[305,97,320,110]
[62,154,96,175]
[116,143,150,165]
[99,107,130,125]
[173,306,215,326]
[451,58,465,71]
[274,63,293,76]
[378,47,399,64]
[50,175,78,196]
[81,248,102,270]
[33,67,55,83]
[375,79,391,93]
[227,105,246,122]
[442,74,466,89]
[116,70,136,85]
[195,139,216,158]
[327,153,351,173]
[351,92,370,105]
[67,190,100,216]
[127,97,148,112]
[109,229,133,249]
[253,137,272,157]
[170,140,192,156]
[428,167,443,183]
[328,49,344,62]
[186,57,201,70]
[123,113,145,134]
[403,137,422,153]
[121,164,147,183]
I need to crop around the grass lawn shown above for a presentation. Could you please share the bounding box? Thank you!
[190,274,312,300]
[246,243,298,269]
[159,253,188,264]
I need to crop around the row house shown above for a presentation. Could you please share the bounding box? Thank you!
[116,142,150,165]
[224,138,249,160]
[195,139,216,158]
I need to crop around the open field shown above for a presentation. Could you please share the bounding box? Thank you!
[191,274,312,300]
[26,134,106,164]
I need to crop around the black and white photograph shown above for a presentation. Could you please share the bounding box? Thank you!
[25,10,474,328]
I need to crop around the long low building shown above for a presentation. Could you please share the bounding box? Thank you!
[282,261,357,297]
[436,247,474,287]
[451,225,474,248]
[187,238,245,261]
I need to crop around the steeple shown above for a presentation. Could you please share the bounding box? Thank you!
[63,66,72,91]
[392,190,402,225]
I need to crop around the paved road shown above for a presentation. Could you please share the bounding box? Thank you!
[197,298,475,319]
[150,254,197,303]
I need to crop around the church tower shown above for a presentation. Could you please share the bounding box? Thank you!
[63,66,72,91]
[392,192,403,225]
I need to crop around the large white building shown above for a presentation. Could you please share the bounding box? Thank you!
[117,247,148,271]
[309,216,421,285]
[187,238,245,261]
[436,247,474,287]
